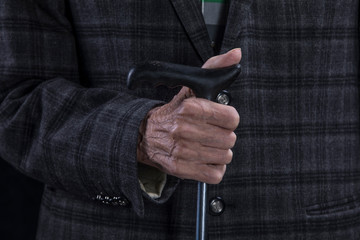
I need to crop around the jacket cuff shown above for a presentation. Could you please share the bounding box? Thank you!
[110,99,164,217]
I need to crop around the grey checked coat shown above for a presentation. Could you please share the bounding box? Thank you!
[0,0,359,239]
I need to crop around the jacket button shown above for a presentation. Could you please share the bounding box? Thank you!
[209,197,225,215]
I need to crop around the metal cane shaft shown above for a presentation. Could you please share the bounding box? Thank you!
[196,182,207,240]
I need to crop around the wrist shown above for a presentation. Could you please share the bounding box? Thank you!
[137,107,161,168]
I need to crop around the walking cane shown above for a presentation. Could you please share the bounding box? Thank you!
[127,61,241,240]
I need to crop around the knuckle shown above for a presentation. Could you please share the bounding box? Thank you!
[224,150,233,164]
[177,103,187,117]
[213,170,224,184]
[169,120,183,137]
[208,166,226,184]
[179,99,195,115]
[202,169,214,184]
[229,132,237,148]
[228,106,240,129]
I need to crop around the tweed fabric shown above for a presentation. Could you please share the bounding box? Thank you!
[0,0,359,239]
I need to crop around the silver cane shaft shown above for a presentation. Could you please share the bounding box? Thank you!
[196,182,207,240]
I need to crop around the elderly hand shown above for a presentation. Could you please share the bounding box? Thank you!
[137,49,241,184]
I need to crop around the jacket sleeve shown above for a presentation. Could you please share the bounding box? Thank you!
[0,0,178,217]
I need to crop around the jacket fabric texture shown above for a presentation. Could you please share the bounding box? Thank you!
[0,0,359,239]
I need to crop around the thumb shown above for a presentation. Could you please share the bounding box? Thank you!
[202,48,242,69]
[173,49,242,102]
[169,49,242,105]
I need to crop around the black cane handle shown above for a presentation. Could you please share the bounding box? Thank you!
[127,61,241,101]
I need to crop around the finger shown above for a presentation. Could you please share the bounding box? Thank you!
[167,86,194,108]
[179,98,240,130]
[202,48,242,69]
[172,143,233,165]
[149,145,228,184]
[202,164,226,184]
[171,119,236,149]
[177,163,226,184]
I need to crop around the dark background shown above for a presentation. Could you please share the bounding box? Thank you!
[0,160,43,240]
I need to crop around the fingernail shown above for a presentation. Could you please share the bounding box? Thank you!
[230,48,241,54]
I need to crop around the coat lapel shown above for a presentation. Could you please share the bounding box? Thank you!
[170,0,214,63]
[221,0,250,54]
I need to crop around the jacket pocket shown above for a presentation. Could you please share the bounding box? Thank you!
[305,195,360,217]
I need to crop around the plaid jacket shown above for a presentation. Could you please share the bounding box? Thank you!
[0,0,359,239]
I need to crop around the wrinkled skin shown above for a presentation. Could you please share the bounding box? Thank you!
[137,49,242,184]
